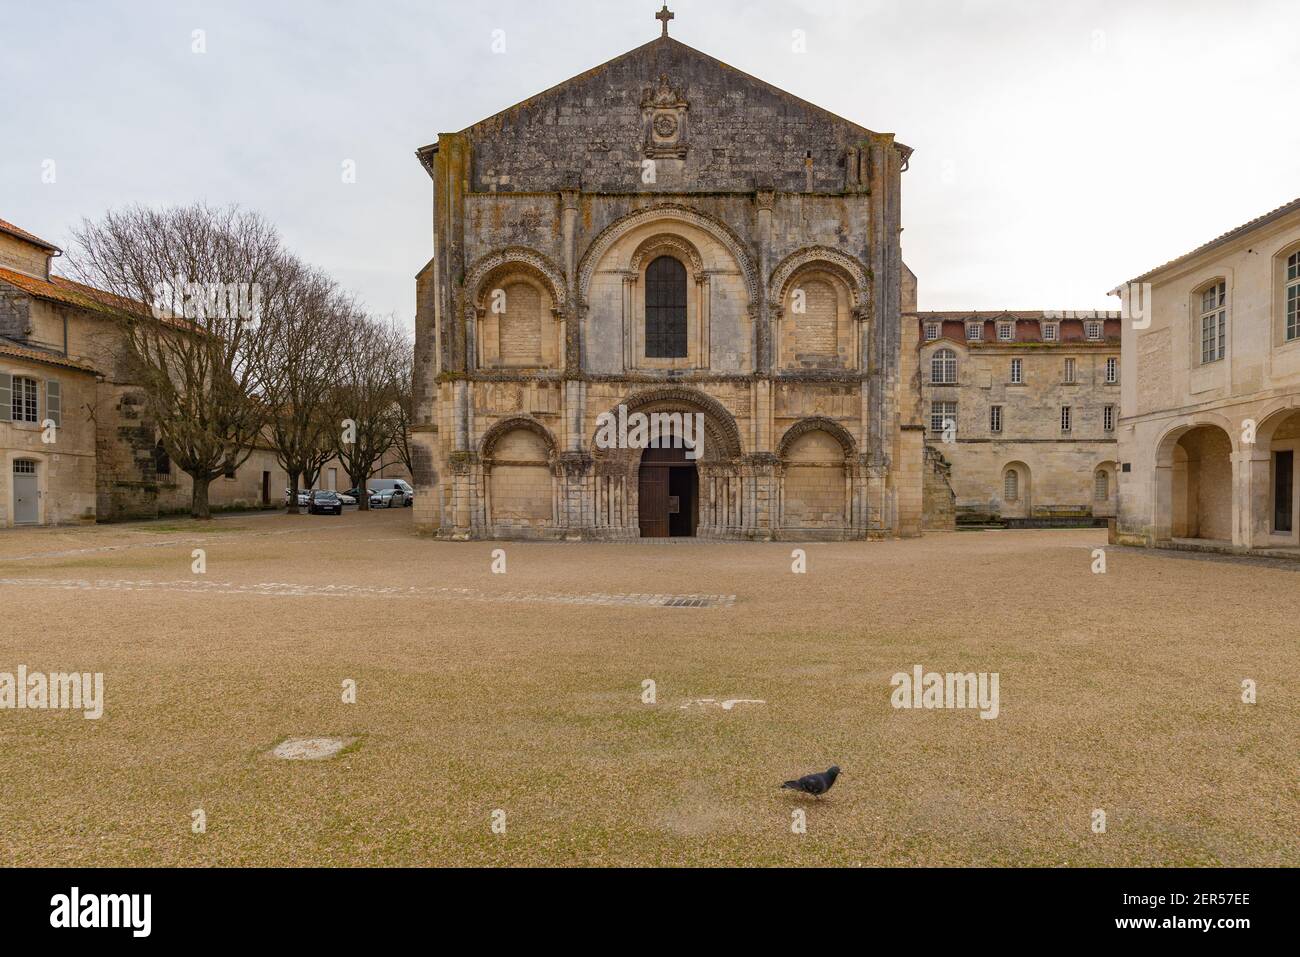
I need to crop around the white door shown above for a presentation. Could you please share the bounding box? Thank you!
[13,460,39,525]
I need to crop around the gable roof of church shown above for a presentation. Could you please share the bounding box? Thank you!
[418,34,910,161]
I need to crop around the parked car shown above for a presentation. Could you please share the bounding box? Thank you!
[368,488,403,509]
[367,479,414,508]
[284,488,311,508]
[308,490,343,515]
[336,491,357,505]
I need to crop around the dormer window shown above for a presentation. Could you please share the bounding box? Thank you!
[966,322,983,342]
[924,322,939,342]
[1042,322,1058,342]
[1085,320,1103,341]
[997,321,1014,341]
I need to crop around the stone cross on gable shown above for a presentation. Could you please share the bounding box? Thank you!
[656,4,674,37]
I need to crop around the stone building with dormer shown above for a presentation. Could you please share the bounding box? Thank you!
[912,310,1121,525]
[410,9,924,540]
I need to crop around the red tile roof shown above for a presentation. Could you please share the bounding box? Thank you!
[0,218,61,253]
[0,265,152,318]
[0,336,98,375]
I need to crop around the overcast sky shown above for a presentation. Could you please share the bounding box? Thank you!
[3,0,1297,326]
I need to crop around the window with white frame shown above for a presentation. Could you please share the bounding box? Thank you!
[990,405,1002,434]
[930,348,957,384]
[930,401,957,435]
[1105,357,1117,383]
[1003,469,1019,502]
[1010,358,1023,384]
[1287,250,1300,342]
[1064,357,1076,383]
[1085,320,1103,341]
[1199,281,1227,363]
[1042,322,1058,342]
[1094,469,1109,502]
[966,322,983,342]
[998,321,1014,341]
[924,321,940,342]
[12,376,38,423]
[1060,406,1072,432]
[1103,404,1115,432]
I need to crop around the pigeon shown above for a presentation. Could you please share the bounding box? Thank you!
[781,765,841,798]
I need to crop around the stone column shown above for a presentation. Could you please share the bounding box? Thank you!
[1233,447,1272,548]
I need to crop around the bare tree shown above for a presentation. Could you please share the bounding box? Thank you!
[70,204,292,518]
[329,313,406,511]
[392,326,416,480]
[256,260,348,514]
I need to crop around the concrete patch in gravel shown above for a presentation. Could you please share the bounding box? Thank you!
[271,737,353,760]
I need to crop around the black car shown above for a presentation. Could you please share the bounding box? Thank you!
[307,490,343,515]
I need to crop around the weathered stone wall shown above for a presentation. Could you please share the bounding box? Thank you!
[414,31,915,541]
[1,359,97,527]
[915,316,1120,523]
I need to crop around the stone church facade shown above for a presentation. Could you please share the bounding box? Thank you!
[410,13,923,540]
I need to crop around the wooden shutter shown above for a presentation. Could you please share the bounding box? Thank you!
[45,379,61,427]
[0,373,10,422]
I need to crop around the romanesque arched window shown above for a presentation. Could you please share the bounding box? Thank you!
[645,255,688,358]
[931,348,957,384]
[1003,468,1019,502]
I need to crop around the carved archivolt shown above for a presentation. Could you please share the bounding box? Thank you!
[769,246,871,316]
[628,233,704,280]
[777,415,858,459]
[592,386,745,461]
[577,205,758,307]
[479,415,559,464]
[464,247,567,311]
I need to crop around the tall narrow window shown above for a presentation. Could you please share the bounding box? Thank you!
[930,348,957,384]
[1061,406,1072,432]
[1003,469,1019,502]
[1287,251,1300,342]
[12,376,38,423]
[1105,357,1118,383]
[1064,358,1076,383]
[153,440,171,477]
[1104,405,1115,432]
[1094,470,1110,502]
[1199,281,1227,363]
[990,405,1002,434]
[1010,358,1023,384]
[645,255,688,358]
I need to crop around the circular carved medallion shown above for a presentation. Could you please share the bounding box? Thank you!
[653,113,678,138]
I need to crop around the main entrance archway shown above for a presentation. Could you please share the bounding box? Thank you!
[638,445,697,537]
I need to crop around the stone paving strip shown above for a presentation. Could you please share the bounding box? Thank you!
[0,577,735,608]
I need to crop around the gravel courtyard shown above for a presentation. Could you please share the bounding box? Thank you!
[0,511,1294,867]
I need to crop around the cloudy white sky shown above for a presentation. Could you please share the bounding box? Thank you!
[3,0,1296,326]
